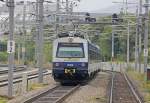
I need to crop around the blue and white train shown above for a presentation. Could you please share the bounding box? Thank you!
[52,32,101,84]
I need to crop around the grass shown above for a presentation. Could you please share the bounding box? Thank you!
[127,69,144,81]
[0,97,8,103]
[127,69,150,102]
[28,83,48,91]
[87,96,106,103]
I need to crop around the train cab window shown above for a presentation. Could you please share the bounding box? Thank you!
[57,43,85,58]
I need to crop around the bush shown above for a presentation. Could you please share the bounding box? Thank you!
[0,52,8,62]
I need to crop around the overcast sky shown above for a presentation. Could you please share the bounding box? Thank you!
[0,0,137,13]
[74,0,115,12]
[74,0,137,12]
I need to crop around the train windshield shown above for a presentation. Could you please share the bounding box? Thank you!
[57,43,84,58]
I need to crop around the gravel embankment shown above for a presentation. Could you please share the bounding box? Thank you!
[63,72,110,103]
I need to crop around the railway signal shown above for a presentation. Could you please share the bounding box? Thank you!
[7,40,15,53]
[112,13,118,24]
[112,13,124,25]
[85,13,96,22]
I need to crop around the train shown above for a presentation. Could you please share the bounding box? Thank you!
[52,32,101,84]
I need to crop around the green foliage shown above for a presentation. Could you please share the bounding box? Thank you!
[44,43,52,62]
[0,52,8,62]
[0,42,7,52]
[25,41,35,62]
[28,83,48,91]
[98,34,111,61]
[79,18,112,61]
[24,41,52,64]
[81,13,147,62]
[0,97,8,103]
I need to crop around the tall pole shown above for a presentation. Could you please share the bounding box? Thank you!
[70,2,73,19]
[112,25,114,71]
[35,0,39,66]
[7,0,15,97]
[66,0,69,23]
[127,21,130,68]
[144,0,149,80]
[125,0,128,14]
[37,0,44,83]
[22,1,26,65]
[123,0,125,14]
[18,43,21,64]
[138,0,142,73]
[56,0,60,35]
[135,6,138,71]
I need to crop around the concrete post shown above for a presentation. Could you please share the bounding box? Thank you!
[144,0,149,80]
[7,0,15,97]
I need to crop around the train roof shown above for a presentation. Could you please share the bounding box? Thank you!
[55,31,100,50]
[57,31,85,39]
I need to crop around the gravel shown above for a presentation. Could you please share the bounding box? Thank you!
[63,72,110,103]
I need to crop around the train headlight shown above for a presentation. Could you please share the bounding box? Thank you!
[81,63,86,67]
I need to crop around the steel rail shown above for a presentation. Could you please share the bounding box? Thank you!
[54,85,80,103]
[23,85,80,103]
[0,65,27,74]
[23,85,60,103]
[124,73,143,103]
[109,72,114,103]
[0,71,51,87]
[109,72,143,103]
[0,68,25,75]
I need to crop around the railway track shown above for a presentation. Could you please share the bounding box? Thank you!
[0,65,27,75]
[24,85,80,103]
[0,70,51,87]
[0,68,25,75]
[109,72,143,103]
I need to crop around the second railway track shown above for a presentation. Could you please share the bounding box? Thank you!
[109,72,143,103]
[24,84,80,103]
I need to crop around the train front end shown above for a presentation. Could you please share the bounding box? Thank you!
[52,37,89,83]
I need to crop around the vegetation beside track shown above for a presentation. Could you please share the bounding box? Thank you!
[28,83,48,91]
[87,96,106,103]
[0,97,8,103]
[127,69,150,102]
